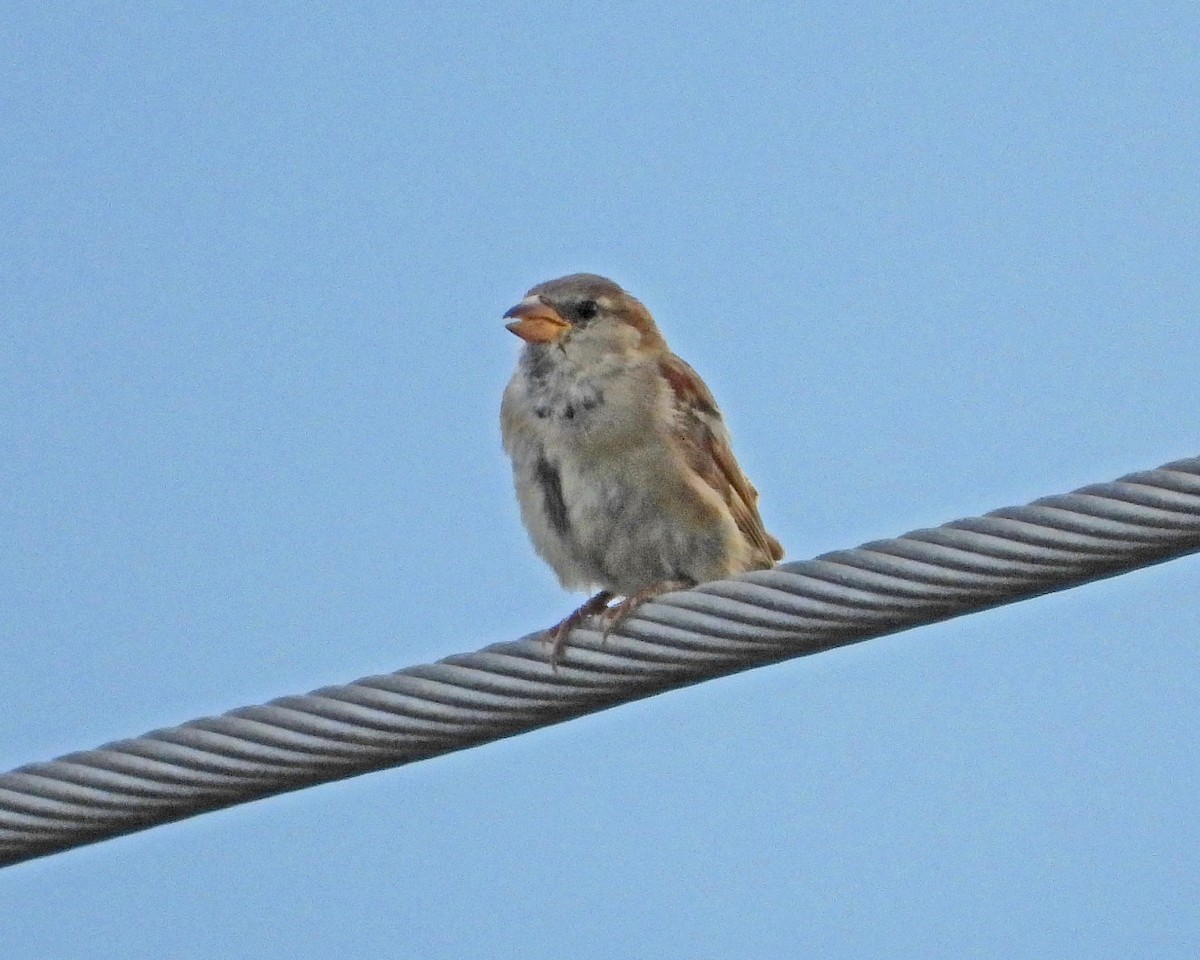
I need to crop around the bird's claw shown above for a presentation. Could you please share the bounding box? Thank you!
[544,581,694,668]
[596,580,692,641]
[544,590,614,668]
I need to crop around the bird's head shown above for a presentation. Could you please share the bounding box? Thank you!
[503,274,666,357]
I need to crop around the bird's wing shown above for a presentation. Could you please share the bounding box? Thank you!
[658,354,784,565]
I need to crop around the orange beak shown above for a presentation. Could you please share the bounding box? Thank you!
[503,298,570,344]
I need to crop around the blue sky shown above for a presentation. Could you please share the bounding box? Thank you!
[2,3,1198,957]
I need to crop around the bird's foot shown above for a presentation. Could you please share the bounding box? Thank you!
[599,580,693,640]
[545,590,614,667]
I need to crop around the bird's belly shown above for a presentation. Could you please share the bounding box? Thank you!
[553,447,738,595]
[510,360,744,595]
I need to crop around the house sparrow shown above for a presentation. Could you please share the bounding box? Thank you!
[501,273,783,663]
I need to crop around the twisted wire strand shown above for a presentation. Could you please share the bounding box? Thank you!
[2,456,1198,868]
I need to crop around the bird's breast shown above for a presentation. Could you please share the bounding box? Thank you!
[519,352,664,453]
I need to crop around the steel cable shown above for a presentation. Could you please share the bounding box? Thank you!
[2,456,1198,868]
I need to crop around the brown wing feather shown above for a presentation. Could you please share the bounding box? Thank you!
[658,355,783,566]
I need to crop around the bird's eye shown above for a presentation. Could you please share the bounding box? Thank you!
[575,299,599,322]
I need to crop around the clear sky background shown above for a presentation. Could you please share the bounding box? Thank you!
[2,3,1198,957]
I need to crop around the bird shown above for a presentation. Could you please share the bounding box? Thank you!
[500,273,783,664]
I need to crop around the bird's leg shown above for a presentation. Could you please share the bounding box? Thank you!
[545,590,615,666]
[600,580,693,640]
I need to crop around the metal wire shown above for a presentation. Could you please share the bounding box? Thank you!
[2,456,1198,868]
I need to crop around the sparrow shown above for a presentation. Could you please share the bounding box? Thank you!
[501,273,783,663]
